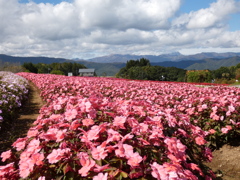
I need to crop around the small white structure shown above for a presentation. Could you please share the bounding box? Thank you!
[79,69,95,77]
[68,72,73,76]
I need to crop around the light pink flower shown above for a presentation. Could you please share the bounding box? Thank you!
[26,139,41,154]
[1,150,11,162]
[64,109,78,121]
[12,137,27,151]
[78,152,96,176]
[113,116,126,129]
[151,162,168,180]
[38,176,46,180]
[222,128,229,134]
[221,125,232,134]
[93,172,108,180]
[47,148,70,164]
[127,152,143,167]
[86,125,103,141]
[106,129,122,143]
[19,159,34,178]
[27,129,39,138]
[91,142,108,160]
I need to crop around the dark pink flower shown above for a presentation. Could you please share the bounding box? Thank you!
[195,136,206,145]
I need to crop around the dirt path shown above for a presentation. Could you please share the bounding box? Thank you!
[0,82,44,155]
[205,144,240,180]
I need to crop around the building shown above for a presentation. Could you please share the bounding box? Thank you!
[79,69,95,77]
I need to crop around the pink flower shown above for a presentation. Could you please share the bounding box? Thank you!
[106,129,122,143]
[12,137,27,151]
[127,152,143,167]
[70,120,81,130]
[64,109,78,121]
[221,126,232,134]
[123,144,134,158]
[1,150,11,162]
[221,128,228,134]
[32,153,44,165]
[78,152,96,176]
[40,128,66,142]
[0,163,15,176]
[164,137,187,162]
[19,159,34,178]
[208,129,216,134]
[195,136,206,145]
[93,164,110,173]
[91,142,108,160]
[82,118,94,126]
[93,172,108,180]
[188,163,203,176]
[113,116,126,129]
[27,128,39,138]
[151,162,168,180]
[47,148,70,164]
[38,176,46,180]
[26,139,41,154]
[85,125,105,141]
[204,147,213,162]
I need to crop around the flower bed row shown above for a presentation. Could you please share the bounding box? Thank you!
[0,72,239,180]
[0,71,29,130]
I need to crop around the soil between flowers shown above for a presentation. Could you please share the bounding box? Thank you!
[0,82,239,180]
[0,82,44,157]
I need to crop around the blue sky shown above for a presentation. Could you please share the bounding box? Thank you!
[1,0,240,59]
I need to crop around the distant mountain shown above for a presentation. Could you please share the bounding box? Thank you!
[1,53,240,76]
[86,52,240,63]
[0,54,125,76]
[0,54,70,64]
[152,56,240,70]
[185,56,240,70]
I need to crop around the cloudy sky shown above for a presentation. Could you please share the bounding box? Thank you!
[1,0,240,59]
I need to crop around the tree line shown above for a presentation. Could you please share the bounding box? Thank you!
[116,58,240,84]
[23,62,86,76]
[116,58,187,82]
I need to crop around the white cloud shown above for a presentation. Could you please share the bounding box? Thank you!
[0,0,240,59]
[173,0,240,29]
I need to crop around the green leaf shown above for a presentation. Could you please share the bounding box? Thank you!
[120,171,128,178]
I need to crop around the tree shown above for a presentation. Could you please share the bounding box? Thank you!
[23,62,38,73]
[50,70,65,75]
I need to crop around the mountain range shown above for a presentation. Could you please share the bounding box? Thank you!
[1,52,240,76]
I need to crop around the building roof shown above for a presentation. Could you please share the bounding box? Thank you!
[79,69,95,73]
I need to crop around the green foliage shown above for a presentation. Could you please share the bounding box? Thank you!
[23,62,38,73]
[117,58,186,81]
[22,62,86,76]
[186,70,212,83]
[50,70,65,75]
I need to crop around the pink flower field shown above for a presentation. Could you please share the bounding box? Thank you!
[0,72,239,180]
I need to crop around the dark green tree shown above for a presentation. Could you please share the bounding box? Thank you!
[23,62,38,73]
